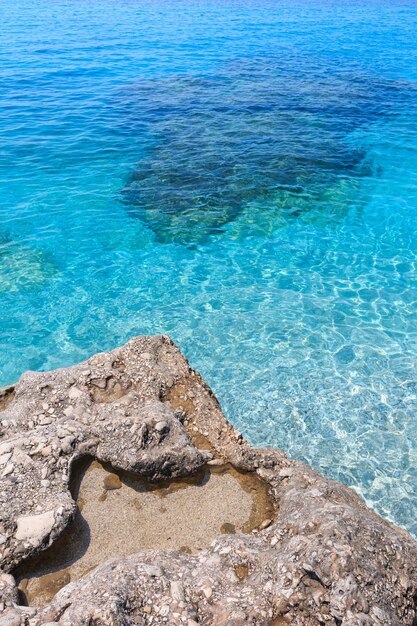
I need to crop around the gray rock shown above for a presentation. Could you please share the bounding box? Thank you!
[0,609,22,626]
[1,465,13,478]
[154,420,169,433]
[170,580,184,603]
[14,511,55,547]
[0,335,416,626]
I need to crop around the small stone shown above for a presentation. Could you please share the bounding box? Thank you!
[68,386,83,399]
[39,417,52,426]
[155,421,169,433]
[259,518,273,530]
[234,564,249,581]
[0,453,12,466]
[15,510,55,547]
[142,564,163,577]
[103,473,122,490]
[2,464,14,477]
[202,586,213,600]
[60,436,75,454]
[170,580,184,603]
[221,522,236,534]
[0,573,15,587]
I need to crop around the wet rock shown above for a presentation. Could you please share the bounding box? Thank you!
[103,473,122,490]
[0,335,416,626]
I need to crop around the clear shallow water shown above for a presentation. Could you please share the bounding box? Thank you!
[1,0,417,535]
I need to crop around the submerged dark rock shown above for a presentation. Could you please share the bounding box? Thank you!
[0,335,416,625]
[120,58,409,244]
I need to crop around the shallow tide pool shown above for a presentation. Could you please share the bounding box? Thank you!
[0,0,416,535]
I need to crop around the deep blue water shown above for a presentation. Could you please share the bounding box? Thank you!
[1,0,416,535]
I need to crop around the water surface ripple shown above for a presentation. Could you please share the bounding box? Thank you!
[0,0,417,535]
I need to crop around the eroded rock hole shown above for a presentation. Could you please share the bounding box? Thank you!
[14,457,274,608]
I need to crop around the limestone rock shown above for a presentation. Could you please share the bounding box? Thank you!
[0,335,416,625]
[14,511,55,548]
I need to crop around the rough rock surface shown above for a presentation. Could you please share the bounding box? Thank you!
[0,335,416,626]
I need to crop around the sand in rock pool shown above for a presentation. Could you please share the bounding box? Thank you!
[15,457,274,607]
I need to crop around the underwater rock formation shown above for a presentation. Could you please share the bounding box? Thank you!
[0,233,57,294]
[0,335,416,625]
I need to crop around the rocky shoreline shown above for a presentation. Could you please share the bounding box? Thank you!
[0,335,416,625]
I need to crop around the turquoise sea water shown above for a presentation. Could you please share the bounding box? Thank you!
[1,0,416,535]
